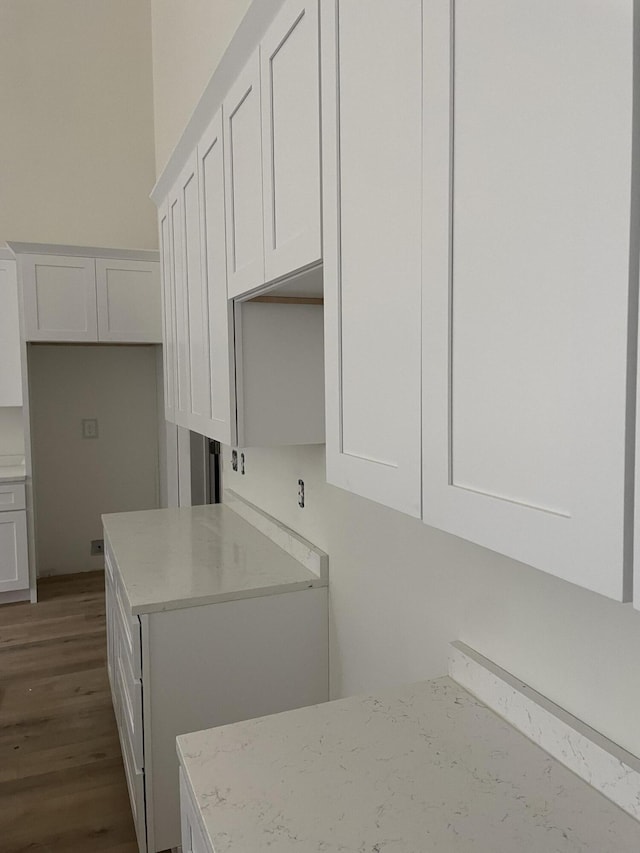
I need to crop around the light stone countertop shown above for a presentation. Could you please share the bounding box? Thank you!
[102,504,327,615]
[178,677,640,853]
[0,455,26,483]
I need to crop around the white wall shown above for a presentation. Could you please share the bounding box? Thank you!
[0,407,25,456]
[29,345,161,575]
[224,446,640,758]
[152,0,640,761]
[0,0,157,248]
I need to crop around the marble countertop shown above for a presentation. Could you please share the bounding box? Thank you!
[0,455,26,483]
[178,677,640,853]
[102,504,327,615]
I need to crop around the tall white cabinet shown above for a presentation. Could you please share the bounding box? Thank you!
[321,0,423,518]
[0,258,22,406]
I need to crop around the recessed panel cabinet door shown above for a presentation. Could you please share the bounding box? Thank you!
[169,182,192,424]
[321,0,423,516]
[160,204,178,422]
[198,109,237,446]
[422,0,635,600]
[96,259,161,343]
[0,260,22,406]
[0,511,28,593]
[178,154,212,433]
[261,0,321,282]
[21,254,97,341]
[224,51,265,298]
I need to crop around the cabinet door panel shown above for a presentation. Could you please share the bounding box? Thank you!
[96,259,161,343]
[0,260,22,406]
[224,51,265,298]
[160,205,178,421]
[169,187,192,422]
[322,0,423,516]
[422,0,634,600]
[179,155,212,429]
[198,109,237,445]
[0,511,28,593]
[21,254,97,341]
[261,0,321,281]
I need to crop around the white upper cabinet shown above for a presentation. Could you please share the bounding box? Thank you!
[321,0,423,517]
[21,254,97,341]
[0,259,22,406]
[17,248,161,344]
[159,204,177,420]
[198,109,237,446]
[422,0,635,601]
[169,174,192,423]
[224,51,265,298]
[96,259,161,343]
[260,0,321,283]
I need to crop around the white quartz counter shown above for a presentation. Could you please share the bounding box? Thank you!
[102,503,327,615]
[0,455,26,482]
[178,677,640,853]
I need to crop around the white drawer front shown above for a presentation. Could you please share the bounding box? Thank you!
[180,768,212,853]
[114,571,142,678]
[0,483,25,512]
[120,707,147,853]
[116,638,144,771]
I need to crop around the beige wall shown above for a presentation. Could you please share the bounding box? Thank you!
[151,0,251,175]
[0,407,25,456]
[0,0,157,248]
[29,345,161,575]
[152,0,640,760]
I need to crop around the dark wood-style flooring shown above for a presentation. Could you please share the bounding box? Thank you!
[0,571,139,852]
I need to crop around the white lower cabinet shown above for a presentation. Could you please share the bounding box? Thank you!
[104,523,328,853]
[0,484,29,596]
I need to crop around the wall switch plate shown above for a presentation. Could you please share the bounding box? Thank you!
[298,479,305,508]
[231,449,238,472]
[82,418,99,439]
[91,539,104,556]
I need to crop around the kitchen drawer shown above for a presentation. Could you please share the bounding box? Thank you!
[105,540,115,582]
[114,570,142,678]
[0,483,25,512]
[116,638,144,771]
[120,701,147,853]
[180,768,212,853]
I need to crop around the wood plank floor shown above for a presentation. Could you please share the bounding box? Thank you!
[0,572,140,853]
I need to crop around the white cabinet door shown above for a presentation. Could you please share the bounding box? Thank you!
[422,0,634,600]
[178,153,212,434]
[96,259,161,343]
[0,510,28,593]
[198,109,237,445]
[321,0,423,517]
[21,254,97,341]
[169,181,192,424]
[0,259,22,406]
[160,204,178,422]
[261,0,321,282]
[224,51,265,298]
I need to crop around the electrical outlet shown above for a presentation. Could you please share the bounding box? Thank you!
[231,449,238,472]
[82,418,99,439]
[240,452,245,475]
[91,539,104,556]
[298,479,305,508]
